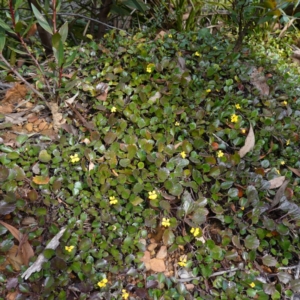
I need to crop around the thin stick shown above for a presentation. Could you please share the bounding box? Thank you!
[25,12,131,34]
[176,267,240,282]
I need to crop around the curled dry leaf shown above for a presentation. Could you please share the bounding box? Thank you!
[239,124,255,158]
[268,176,286,190]
[287,166,300,177]
[270,179,289,209]
[0,221,34,266]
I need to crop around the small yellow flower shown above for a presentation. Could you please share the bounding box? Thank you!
[146,63,155,73]
[148,190,158,200]
[206,89,211,93]
[241,128,246,134]
[97,278,108,288]
[180,151,187,159]
[280,161,285,165]
[86,34,93,40]
[70,153,80,163]
[190,227,200,237]
[178,256,187,267]
[175,121,180,126]
[65,245,74,252]
[241,207,245,210]
[217,150,224,158]
[109,196,118,205]
[231,114,239,123]
[168,34,172,38]
[162,218,170,227]
[286,139,290,145]
[111,106,117,113]
[249,282,255,288]
[235,104,241,109]
[282,101,288,106]
[195,51,201,57]
[122,289,129,300]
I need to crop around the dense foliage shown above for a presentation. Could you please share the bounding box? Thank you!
[1,26,300,299]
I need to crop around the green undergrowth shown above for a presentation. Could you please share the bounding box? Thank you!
[1,29,300,299]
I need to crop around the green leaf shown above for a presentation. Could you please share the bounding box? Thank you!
[39,149,51,163]
[0,29,6,53]
[157,168,170,182]
[181,191,194,215]
[104,131,117,144]
[262,255,277,267]
[191,207,209,225]
[0,19,14,34]
[163,229,175,246]
[52,32,61,50]
[59,21,68,43]
[14,0,23,10]
[31,4,53,35]
[244,235,260,250]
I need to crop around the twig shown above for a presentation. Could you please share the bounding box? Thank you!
[295,262,300,279]
[176,267,240,282]
[278,265,299,270]
[25,12,131,34]
[212,133,230,147]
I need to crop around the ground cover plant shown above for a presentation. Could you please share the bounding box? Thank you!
[1,15,300,300]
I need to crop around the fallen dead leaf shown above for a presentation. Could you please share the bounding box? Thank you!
[155,30,167,40]
[250,67,269,96]
[149,258,166,272]
[0,104,14,114]
[32,176,50,185]
[186,284,195,290]
[270,179,289,209]
[147,243,158,252]
[24,123,33,132]
[2,83,28,104]
[268,176,286,190]
[7,245,24,271]
[239,124,255,158]
[95,83,109,101]
[287,166,300,177]
[5,291,19,300]
[156,246,167,259]
[0,221,34,266]
[48,102,66,132]
[140,251,151,263]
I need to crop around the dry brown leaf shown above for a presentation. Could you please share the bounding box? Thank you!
[147,243,158,251]
[149,258,166,272]
[239,124,255,158]
[48,102,66,132]
[156,246,167,259]
[6,291,19,300]
[287,166,300,177]
[270,179,289,208]
[250,67,269,96]
[95,83,109,101]
[32,176,50,185]
[0,221,34,266]
[7,245,23,271]
[140,251,151,263]
[2,83,28,104]
[155,30,167,40]
[0,104,14,114]
[268,176,286,190]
